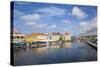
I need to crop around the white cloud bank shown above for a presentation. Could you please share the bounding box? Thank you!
[19,13,48,29]
[72,6,88,20]
[20,13,41,21]
[34,6,67,17]
[19,12,58,29]
[48,24,56,29]
[79,16,97,35]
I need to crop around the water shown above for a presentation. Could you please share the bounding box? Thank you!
[13,40,97,66]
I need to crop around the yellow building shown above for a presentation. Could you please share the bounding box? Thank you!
[25,33,48,43]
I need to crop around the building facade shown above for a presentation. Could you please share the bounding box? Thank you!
[25,33,48,43]
[11,32,26,44]
[63,32,71,41]
[50,32,61,41]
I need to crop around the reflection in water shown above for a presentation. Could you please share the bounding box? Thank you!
[60,42,72,48]
[14,41,97,66]
[46,41,72,48]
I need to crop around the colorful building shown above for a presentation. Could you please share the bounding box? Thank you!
[25,33,48,43]
[11,32,26,44]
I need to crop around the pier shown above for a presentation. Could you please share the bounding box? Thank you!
[85,40,97,49]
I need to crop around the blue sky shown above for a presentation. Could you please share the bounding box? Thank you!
[12,1,97,36]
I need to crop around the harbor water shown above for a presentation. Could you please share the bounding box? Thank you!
[13,40,97,66]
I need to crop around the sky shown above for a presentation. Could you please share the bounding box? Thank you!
[12,1,97,36]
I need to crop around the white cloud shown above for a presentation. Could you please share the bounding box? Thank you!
[79,16,97,35]
[24,21,47,29]
[25,21,37,26]
[34,6,67,16]
[32,23,47,29]
[15,6,67,30]
[48,25,56,29]
[80,21,89,27]
[19,13,48,29]
[80,21,90,32]
[20,13,40,21]
[91,17,97,28]
[72,6,88,20]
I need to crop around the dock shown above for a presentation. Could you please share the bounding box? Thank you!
[85,40,97,50]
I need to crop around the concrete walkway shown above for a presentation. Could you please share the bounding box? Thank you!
[85,40,97,49]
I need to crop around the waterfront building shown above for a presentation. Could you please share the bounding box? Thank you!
[50,32,61,41]
[25,33,48,42]
[11,32,26,44]
[63,32,71,41]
